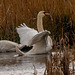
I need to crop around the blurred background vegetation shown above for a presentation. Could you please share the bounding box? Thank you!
[0,0,75,44]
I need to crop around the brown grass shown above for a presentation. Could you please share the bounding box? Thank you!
[0,1,75,74]
[0,0,75,43]
[44,45,75,75]
[44,29,75,75]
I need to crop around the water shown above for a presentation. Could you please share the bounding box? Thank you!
[0,52,48,75]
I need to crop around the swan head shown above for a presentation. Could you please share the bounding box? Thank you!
[38,11,50,18]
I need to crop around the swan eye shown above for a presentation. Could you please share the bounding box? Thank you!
[43,12,46,14]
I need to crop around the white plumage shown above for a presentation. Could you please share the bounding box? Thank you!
[0,40,22,52]
[16,11,53,55]
[0,11,53,55]
[16,23,38,45]
[16,24,52,55]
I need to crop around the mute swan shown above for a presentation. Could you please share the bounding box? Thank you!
[0,40,22,52]
[16,11,53,55]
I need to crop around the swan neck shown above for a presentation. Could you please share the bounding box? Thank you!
[37,15,44,32]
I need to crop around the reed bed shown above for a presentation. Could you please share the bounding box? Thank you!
[44,18,75,75]
[44,37,75,75]
[0,0,75,43]
[0,1,75,74]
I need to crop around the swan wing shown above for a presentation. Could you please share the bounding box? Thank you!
[28,30,51,46]
[16,30,53,55]
[26,30,53,54]
[16,23,38,45]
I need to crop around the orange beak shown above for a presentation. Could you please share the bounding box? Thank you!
[45,13,50,16]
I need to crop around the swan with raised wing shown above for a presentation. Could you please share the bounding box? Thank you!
[16,11,53,55]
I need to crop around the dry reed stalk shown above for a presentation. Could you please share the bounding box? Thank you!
[63,47,70,75]
[21,0,25,22]
[44,52,64,75]
[11,13,15,41]
[33,64,37,75]
[44,54,53,75]
[2,0,7,39]
[0,2,2,39]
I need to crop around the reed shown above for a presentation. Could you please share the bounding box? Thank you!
[44,38,75,75]
[0,1,75,75]
[0,0,75,43]
[44,15,75,75]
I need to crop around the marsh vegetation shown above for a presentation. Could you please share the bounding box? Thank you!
[0,0,75,75]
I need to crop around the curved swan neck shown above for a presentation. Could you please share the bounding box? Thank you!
[37,15,44,32]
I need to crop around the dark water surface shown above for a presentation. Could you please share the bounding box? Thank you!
[0,52,48,75]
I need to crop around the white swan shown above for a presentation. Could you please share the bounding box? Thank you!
[0,40,22,52]
[16,11,53,55]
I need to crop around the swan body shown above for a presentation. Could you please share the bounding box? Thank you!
[16,11,53,55]
[0,11,53,54]
[0,40,22,52]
